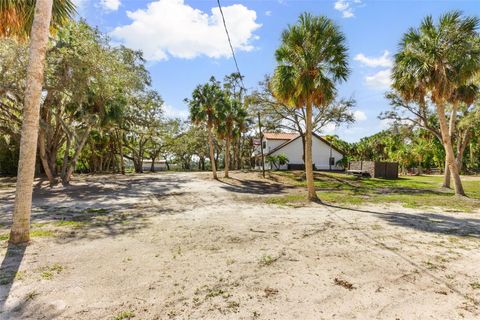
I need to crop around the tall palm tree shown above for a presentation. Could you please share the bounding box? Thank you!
[271,13,349,201]
[9,0,54,244]
[4,0,75,244]
[187,77,224,179]
[0,0,75,40]
[393,11,480,196]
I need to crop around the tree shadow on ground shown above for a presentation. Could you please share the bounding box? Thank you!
[321,203,480,307]
[324,204,480,238]
[0,175,188,227]
[218,177,297,194]
[0,243,26,314]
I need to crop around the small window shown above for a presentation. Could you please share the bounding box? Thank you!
[329,157,335,166]
[262,141,266,149]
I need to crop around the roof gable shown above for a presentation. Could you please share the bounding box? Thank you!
[265,133,344,156]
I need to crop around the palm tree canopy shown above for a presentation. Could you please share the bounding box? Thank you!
[216,98,247,139]
[187,77,225,128]
[270,12,349,109]
[0,0,76,40]
[392,11,480,105]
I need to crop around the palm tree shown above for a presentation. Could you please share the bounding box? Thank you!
[270,13,349,201]
[3,0,76,244]
[217,99,247,178]
[0,0,75,40]
[442,83,479,187]
[9,0,54,244]
[392,11,480,196]
[187,77,225,179]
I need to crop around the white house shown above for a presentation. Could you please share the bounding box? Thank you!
[253,132,344,170]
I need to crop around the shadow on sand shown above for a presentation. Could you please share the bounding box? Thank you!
[324,204,480,238]
[218,177,297,194]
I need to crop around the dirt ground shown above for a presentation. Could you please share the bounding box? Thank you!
[0,172,479,319]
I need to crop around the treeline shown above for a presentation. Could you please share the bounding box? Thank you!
[326,124,479,175]
[0,21,256,181]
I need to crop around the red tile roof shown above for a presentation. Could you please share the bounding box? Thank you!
[263,132,299,140]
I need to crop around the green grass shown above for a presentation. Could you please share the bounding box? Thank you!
[0,229,55,242]
[53,220,86,228]
[40,263,64,280]
[112,310,135,320]
[268,171,480,211]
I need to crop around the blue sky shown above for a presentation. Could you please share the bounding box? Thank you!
[75,0,480,142]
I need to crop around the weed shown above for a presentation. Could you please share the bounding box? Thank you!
[40,263,64,280]
[226,301,240,309]
[206,288,225,298]
[113,310,135,320]
[470,282,480,290]
[258,254,280,266]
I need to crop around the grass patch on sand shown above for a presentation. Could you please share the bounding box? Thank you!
[39,263,64,280]
[0,229,55,241]
[112,310,135,320]
[267,171,480,212]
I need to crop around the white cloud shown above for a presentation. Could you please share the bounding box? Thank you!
[100,0,120,11]
[353,110,367,121]
[354,50,392,68]
[365,69,392,89]
[265,10,272,16]
[164,104,189,119]
[111,0,261,61]
[333,0,357,18]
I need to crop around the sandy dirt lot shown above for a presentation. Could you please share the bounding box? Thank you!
[0,172,479,319]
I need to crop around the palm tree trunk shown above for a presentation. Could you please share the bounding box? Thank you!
[10,0,54,244]
[208,123,217,179]
[305,102,318,201]
[436,102,465,196]
[443,158,451,188]
[456,130,470,173]
[442,104,457,188]
[224,136,230,178]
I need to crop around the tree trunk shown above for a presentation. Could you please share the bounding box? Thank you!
[224,136,230,178]
[61,135,71,179]
[151,157,156,172]
[38,127,55,185]
[443,158,451,188]
[63,126,92,184]
[436,102,465,196]
[456,130,470,173]
[10,0,54,245]
[305,103,318,201]
[208,123,217,179]
[118,132,125,174]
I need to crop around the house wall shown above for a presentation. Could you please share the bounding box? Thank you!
[270,137,343,170]
[264,139,289,154]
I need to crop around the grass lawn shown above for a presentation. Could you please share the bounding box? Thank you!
[266,171,480,212]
